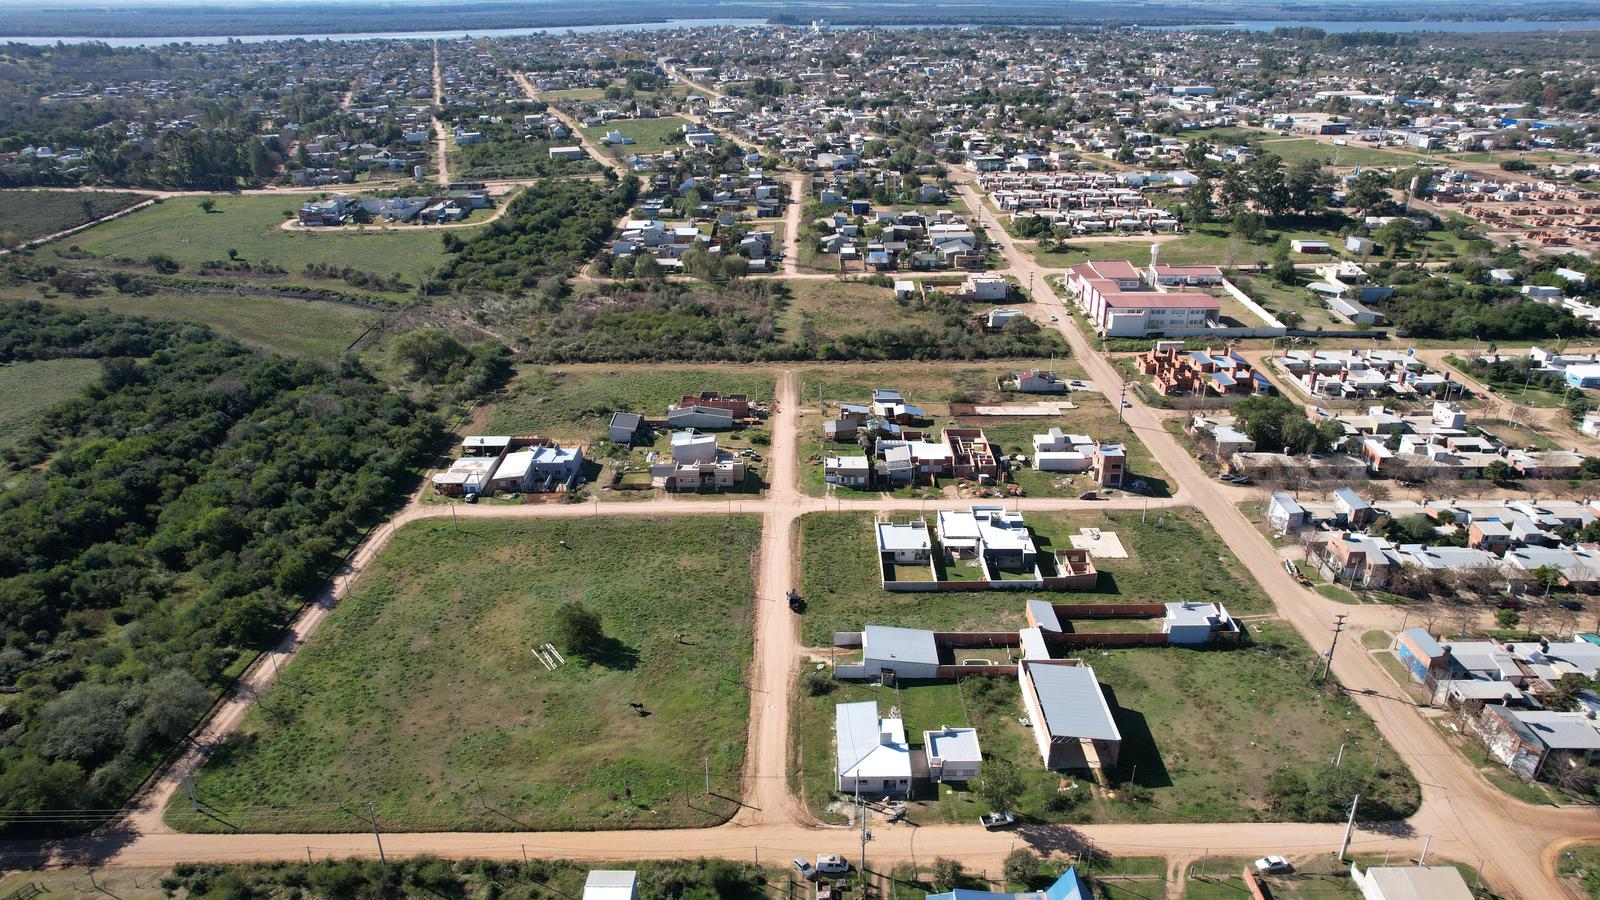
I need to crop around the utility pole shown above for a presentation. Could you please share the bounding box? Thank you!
[1338,793,1360,860]
[366,801,386,863]
[1320,614,1349,682]
[1419,834,1431,866]
[706,759,711,795]
[857,781,871,886]
[1333,743,1345,767]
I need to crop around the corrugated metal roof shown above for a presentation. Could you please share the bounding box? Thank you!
[864,625,939,666]
[1023,661,1121,742]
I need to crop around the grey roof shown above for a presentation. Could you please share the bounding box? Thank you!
[864,625,939,666]
[1023,661,1121,742]
[609,411,642,429]
[924,726,982,763]
[1493,707,1600,751]
[1401,627,1443,659]
[1360,866,1473,900]
[1027,599,1062,632]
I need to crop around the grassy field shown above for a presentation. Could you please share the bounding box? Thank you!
[0,189,146,243]
[581,117,695,155]
[795,505,1271,645]
[25,290,378,360]
[1559,844,1600,898]
[43,195,470,290]
[1232,273,1346,330]
[778,280,950,341]
[487,364,776,442]
[0,357,102,447]
[1184,857,1362,899]
[1253,136,1419,168]
[170,516,762,833]
[794,618,1415,826]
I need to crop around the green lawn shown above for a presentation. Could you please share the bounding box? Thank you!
[44,195,470,291]
[1254,136,1419,168]
[796,505,1271,646]
[0,357,102,447]
[0,189,146,243]
[1559,844,1600,898]
[170,515,762,833]
[28,290,377,361]
[581,117,696,155]
[795,621,1415,827]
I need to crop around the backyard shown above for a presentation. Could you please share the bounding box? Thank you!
[795,505,1273,647]
[793,620,1417,826]
[169,516,762,833]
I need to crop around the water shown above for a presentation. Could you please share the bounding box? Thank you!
[1145,19,1600,33]
[4,16,1599,46]
[0,18,770,47]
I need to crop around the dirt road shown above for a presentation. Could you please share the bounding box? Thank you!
[955,168,1600,896]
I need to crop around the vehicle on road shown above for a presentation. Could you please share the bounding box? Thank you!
[815,854,850,876]
[788,589,805,613]
[1049,315,1059,322]
[1255,856,1293,875]
[980,811,1017,829]
[1078,490,1098,500]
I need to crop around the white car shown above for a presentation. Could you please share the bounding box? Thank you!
[1254,856,1293,875]
[815,853,850,876]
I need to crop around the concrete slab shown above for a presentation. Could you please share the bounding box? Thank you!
[1069,528,1127,558]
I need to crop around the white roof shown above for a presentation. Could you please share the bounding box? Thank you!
[1360,866,1472,900]
[494,450,535,481]
[583,871,638,900]
[924,726,982,764]
[836,701,912,781]
[876,521,931,553]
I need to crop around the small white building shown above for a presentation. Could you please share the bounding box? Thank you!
[1162,602,1234,644]
[987,308,1026,329]
[923,725,982,783]
[583,871,639,900]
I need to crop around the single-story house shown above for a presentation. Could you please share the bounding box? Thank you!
[861,625,941,680]
[582,871,639,900]
[923,725,982,783]
[835,700,912,796]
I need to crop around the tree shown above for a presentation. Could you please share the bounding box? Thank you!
[1285,158,1331,212]
[1346,170,1391,214]
[1373,219,1421,258]
[722,254,750,279]
[932,858,965,891]
[1181,177,1214,226]
[391,329,469,377]
[1484,459,1514,484]
[974,759,1024,813]
[1003,849,1040,887]
[553,600,604,657]
[198,198,216,213]
[634,254,662,281]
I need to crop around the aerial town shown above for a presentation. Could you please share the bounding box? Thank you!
[12,3,1600,898]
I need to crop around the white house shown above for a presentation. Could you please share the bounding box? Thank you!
[987,308,1026,329]
[1349,864,1472,900]
[1162,601,1234,644]
[835,700,912,796]
[923,725,982,783]
[1267,492,1308,533]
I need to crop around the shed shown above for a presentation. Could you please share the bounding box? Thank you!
[862,625,941,679]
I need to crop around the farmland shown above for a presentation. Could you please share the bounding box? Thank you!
[0,189,147,244]
[170,516,762,833]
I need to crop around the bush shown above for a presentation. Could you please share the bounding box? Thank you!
[801,669,835,697]
[1003,849,1041,887]
[553,600,605,657]
[932,857,965,890]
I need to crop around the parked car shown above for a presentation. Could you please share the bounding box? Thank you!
[980,811,1017,830]
[1497,598,1524,610]
[793,858,817,881]
[1254,856,1293,875]
[815,854,849,876]
[1559,599,1584,611]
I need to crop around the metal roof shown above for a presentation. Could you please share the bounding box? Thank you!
[1022,661,1121,742]
[864,625,939,666]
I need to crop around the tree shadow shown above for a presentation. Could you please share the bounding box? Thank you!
[1101,685,1172,789]
[582,635,638,671]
